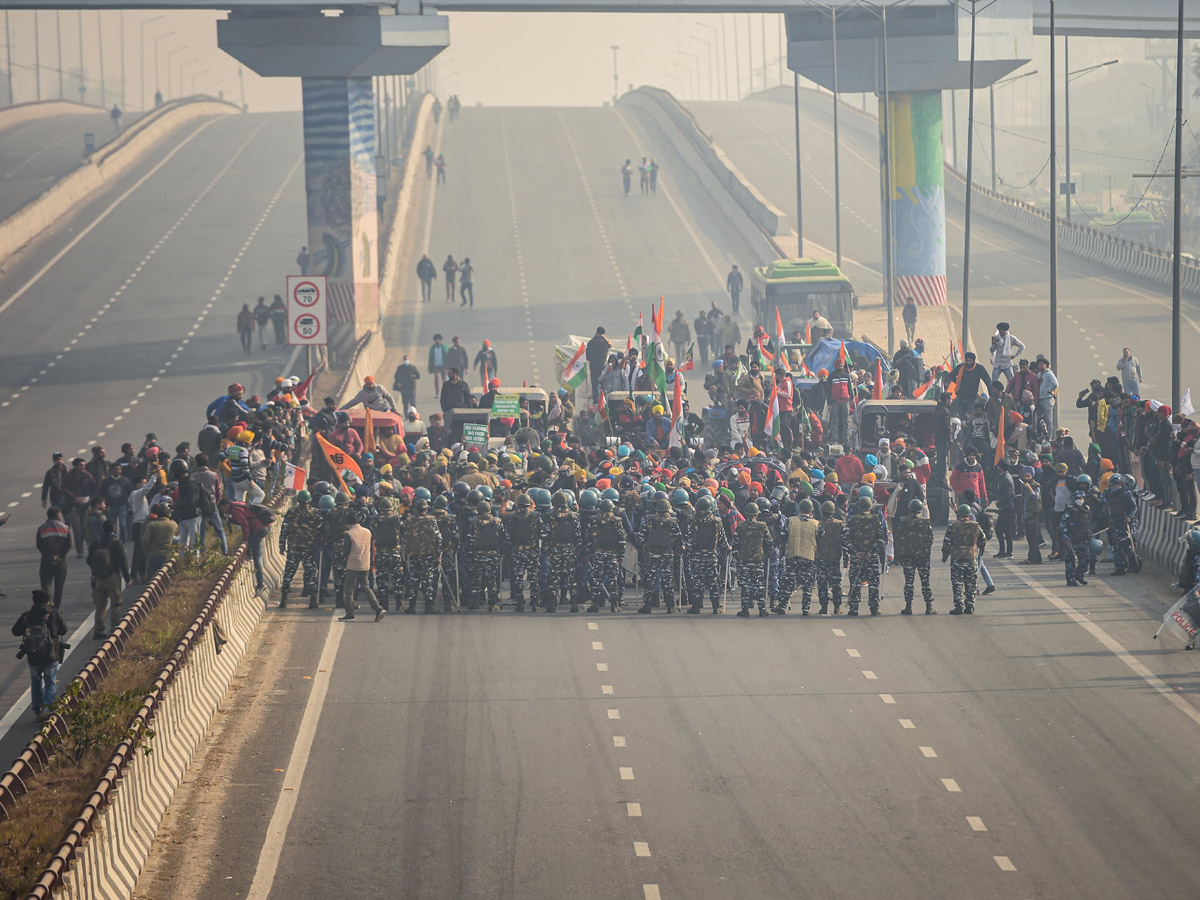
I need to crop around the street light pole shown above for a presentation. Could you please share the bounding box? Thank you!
[1171,0,1184,412]
[690,35,714,102]
[4,11,11,105]
[681,50,702,100]
[33,11,40,101]
[988,69,1038,193]
[56,10,63,99]
[166,46,186,99]
[1049,0,1058,384]
[152,31,175,102]
[141,16,163,111]
[760,13,767,91]
[720,15,730,101]
[695,21,722,101]
[961,0,978,351]
[733,14,742,99]
[881,4,895,356]
[1064,57,1119,223]
[745,13,753,95]
[611,45,619,105]
[77,10,84,104]
[179,58,199,96]
[98,12,105,107]
[794,71,803,253]
[832,6,841,267]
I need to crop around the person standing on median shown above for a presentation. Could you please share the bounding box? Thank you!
[87,520,129,640]
[11,590,68,722]
[726,265,743,315]
[141,504,178,583]
[296,245,310,275]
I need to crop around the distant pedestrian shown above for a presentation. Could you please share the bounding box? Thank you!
[110,104,123,133]
[474,340,498,386]
[11,590,68,721]
[443,255,457,301]
[237,303,254,353]
[428,333,448,396]
[1117,348,1142,396]
[726,265,743,315]
[459,257,474,307]
[269,294,287,345]
[416,253,436,302]
[621,159,632,196]
[423,145,434,178]
[435,153,447,184]
[252,297,270,349]
[87,520,129,640]
[393,354,421,413]
[648,159,660,194]
[902,297,918,346]
[296,245,310,275]
[432,98,443,124]
[639,157,649,196]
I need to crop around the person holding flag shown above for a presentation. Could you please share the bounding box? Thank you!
[773,366,795,453]
[829,348,852,446]
[561,340,589,398]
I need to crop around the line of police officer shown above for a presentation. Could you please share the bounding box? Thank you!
[275,479,1001,617]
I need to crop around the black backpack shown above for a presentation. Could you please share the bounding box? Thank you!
[20,617,54,666]
[474,519,502,553]
[551,514,577,545]
[249,503,277,525]
[88,543,112,578]
[595,518,624,553]
[692,517,719,553]
[646,517,674,553]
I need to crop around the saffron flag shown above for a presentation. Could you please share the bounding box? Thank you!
[837,340,847,369]
[562,342,588,390]
[626,332,633,353]
[316,433,363,493]
[804,319,812,344]
[363,407,377,453]
[775,308,791,372]
[994,413,1007,467]
[872,359,883,400]
[284,463,307,492]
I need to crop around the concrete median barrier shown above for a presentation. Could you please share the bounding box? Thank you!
[0,95,240,266]
[0,99,103,132]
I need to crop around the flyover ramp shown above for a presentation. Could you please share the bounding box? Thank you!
[686,94,1196,433]
[0,112,307,760]
[131,103,1200,900]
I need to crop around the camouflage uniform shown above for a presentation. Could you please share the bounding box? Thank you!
[892,514,935,613]
[842,510,887,615]
[325,506,356,604]
[404,511,443,612]
[942,519,985,613]
[432,507,460,610]
[505,507,542,611]
[735,516,772,614]
[639,511,682,612]
[780,514,818,614]
[542,508,581,612]
[814,516,846,614]
[673,503,696,609]
[279,501,321,606]
[468,512,508,610]
[586,512,627,612]
[371,508,406,611]
[686,510,730,613]
[1060,495,1093,586]
[1105,484,1140,575]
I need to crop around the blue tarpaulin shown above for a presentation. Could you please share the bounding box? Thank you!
[802,338,891,376]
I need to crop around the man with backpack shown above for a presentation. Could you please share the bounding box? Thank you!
[87,520,130,639]
[12,590,68,721]
[221,498,274,592]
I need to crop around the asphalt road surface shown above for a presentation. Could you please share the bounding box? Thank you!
[132,103,1200,900]
[686,92,1198,434]
[0,110,307,759]
[0,108,143,222]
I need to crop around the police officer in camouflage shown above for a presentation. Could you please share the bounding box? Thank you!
[893,499,936,615]
[639,498,682,613]
[1105,474,1141,576]
[327,491,355,606]
[779,498,818,615]
[1060,488,1093,587]
[468,500,508,610]
[506,493,542,612]
[686,496,730,614]
[542,492,581,612]
[432,495,460,610]
[942,505,986,614]
[371,495,406,611]
[279,489,321,608]
[586,499,627,613]
[735,503,772,616]
[814,501,846,614]
[672,489,696,611]
[404,499,443,613]
[842,496,887,616]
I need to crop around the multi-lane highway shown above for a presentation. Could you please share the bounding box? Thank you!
[687,90,1200,432]
[0,108,142,222]
[127,101,1200,900]
[0,110,306,758]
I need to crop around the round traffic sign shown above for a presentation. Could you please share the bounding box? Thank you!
[293,313,322,340]
[292,280,321,307]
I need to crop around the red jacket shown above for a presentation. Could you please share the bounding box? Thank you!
[835,454,864,485]
[226,501,269,537]
[949,463,988,506]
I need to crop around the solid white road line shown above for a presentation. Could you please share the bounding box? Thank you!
[245,612,343,900]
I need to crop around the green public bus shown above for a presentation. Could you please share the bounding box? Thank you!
[750,257,856,340]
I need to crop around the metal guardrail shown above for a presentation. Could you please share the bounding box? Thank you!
[0,561,178,819]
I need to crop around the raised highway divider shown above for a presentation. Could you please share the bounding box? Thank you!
[0,95,241,266]
[0,99,105,131]
[1135,497,1190,581]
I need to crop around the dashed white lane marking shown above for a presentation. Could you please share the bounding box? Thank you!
[592,641,604,650]
[601,685,614,695]
[942,778,962,793]
[920,746,938,758]
[832,628,845,637]
[967,816,988,832]
[634,841,651,858]
[596,662,609,672]
[608,709,621,719]
[619,767,635,780]
[879,693,895,704]
[643,886,662,900]
[846,648,861,658]
[613,736,626,747]
[994,856,1017,872]
[862,670,878,680]
[588,622,599,630]
[627,802,641,816]
[899,718,916,729]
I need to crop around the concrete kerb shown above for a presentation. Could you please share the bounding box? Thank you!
[0,95,241,266]
[0,99,104,133]
[378,93,435,319]
[1136,497,1190,579]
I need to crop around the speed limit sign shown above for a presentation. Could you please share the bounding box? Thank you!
[286,275,327,345]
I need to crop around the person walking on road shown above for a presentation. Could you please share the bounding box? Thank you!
[432,97,443,124]
[669,310,691,362]
[236,303,254,353]
[638,157,650,196]
[36,507,71,607]
[435,153,447,184]
[339,520,385,622]
[1117,348,1142,397]
[11,590,68,721]
[110,104,123,133]
[416,254,436,302]
[296,245,310,275]
[443,255,458,301]
[428,334,448,397]
[459,257,475,307]
[902,297,918,347]
[648,159,660,195]
[252,297,271,349]
[393,354,421,413]
[726,265,743,315]
[87,520,129,640]
[423,145,435,178]
[446,336,469,377]
[41,452,67,510]
[269,295,287,346]
[474,340,498,386]
[621,159,633,197]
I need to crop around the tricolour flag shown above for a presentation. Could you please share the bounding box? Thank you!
[913,369,937,399]
[284,463,307,492]
[757,336,774,367]
[764,378,783,451]
[680,344,695,372]
[562,341,588,391]
[598,390,610,422]
[669,374,684,449]
[775,308,791,372]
